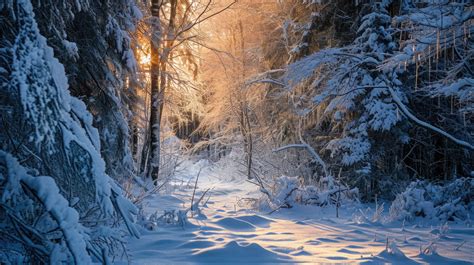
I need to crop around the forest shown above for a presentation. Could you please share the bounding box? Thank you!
[0,0,473,264]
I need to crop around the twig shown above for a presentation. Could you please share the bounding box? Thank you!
[423,241,435,254]
[273,119,329,176]
[455,240,466,251]
[268,206,282,215]
[190,167,203,211]
[194,188,211,209]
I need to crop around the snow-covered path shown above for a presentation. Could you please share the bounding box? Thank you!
[126,161,474,264]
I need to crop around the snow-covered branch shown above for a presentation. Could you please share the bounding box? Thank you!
[387,86,474,151]
[273,143,329,176]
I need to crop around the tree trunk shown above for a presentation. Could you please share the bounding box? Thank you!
[244,107,253,180]
[148,0,178,182]
[148,0,162,182]
[239,20,253,180]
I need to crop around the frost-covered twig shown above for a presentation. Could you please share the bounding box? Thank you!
[132,177,170,205]
[244,68,287,88]
[283,187,300,203]
[243,165,273,202]
[192,188,211,211]
[268,186,301,215]
[273,143,329,175]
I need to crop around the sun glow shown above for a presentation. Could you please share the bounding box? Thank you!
[139,53,151,67]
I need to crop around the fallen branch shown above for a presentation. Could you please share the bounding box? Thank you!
[110,189,140,239]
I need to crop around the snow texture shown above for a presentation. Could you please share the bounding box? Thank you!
[122,158,474,264]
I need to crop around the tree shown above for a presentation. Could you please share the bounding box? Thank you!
[254,0,473,199]
[137,0,236,182]
[20,0,143,181]
[148,0,165,181]
[198,0,276,178]
[202,0,472,200]
[0,0,140,262]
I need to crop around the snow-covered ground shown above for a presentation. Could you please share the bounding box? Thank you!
[125,160,474,264]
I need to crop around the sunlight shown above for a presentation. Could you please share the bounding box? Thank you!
[139,52,151,67]
[4,0,471,263]
[136,32,151,71]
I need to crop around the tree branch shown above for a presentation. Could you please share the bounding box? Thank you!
[387,86,474,151]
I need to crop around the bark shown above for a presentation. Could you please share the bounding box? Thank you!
[149,0,178,182]
[148,0,162,181]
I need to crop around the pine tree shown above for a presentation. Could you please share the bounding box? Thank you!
[0,0,139,262]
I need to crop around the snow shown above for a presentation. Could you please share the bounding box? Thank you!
[326,131,371,166]
[121,159,474,264]
[22,175,91,264]
[431,78,474,112]
[62,39,79,59]
[2,0,472,263]
[10,0,117,215]
[2,1,139,262]
[389,179,474,222]
[283,48,340,87]
[0,151,91,264]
